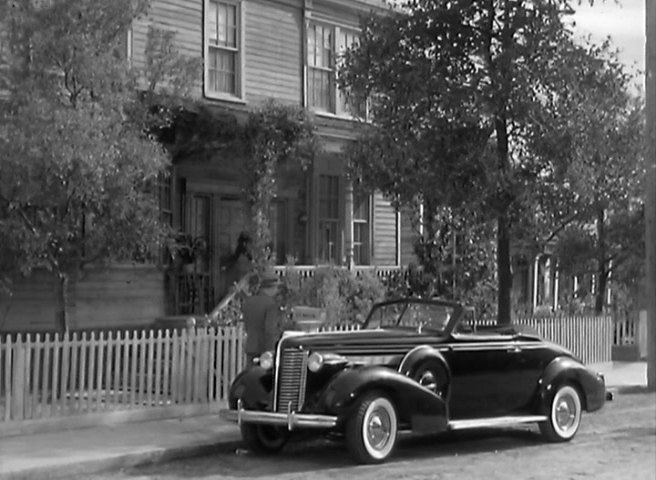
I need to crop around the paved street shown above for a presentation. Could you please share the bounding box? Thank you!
[81,393,655,480]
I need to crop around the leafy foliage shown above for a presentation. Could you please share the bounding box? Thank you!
[0,0,201,330]
[279,266,386,325]
[242,100,320,273]
[339,0,636,320]
[526,39,645,313]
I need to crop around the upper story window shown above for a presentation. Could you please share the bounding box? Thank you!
[205,0,242,99]
[307,22,362,117]
[307,23,333,111]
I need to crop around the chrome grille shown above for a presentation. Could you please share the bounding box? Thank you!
[275,348,308,413]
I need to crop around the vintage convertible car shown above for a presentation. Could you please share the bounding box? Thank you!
[219,298,607,464]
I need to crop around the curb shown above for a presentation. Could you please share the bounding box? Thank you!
[608,385,655,396]
[0,437,244,480]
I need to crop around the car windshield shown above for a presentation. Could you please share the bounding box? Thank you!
[364,302,454,333]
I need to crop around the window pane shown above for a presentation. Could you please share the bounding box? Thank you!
[218,3,228,44]
[208,48,236,94]
[227,5,237,47]
[309,68,331,110]
[209,1,218,43]
[308,26,316,65]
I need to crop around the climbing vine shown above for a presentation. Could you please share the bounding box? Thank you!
[170,99,320,277]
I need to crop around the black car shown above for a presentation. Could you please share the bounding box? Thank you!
[220,298,607,464]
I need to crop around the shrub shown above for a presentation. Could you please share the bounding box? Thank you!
[279,265,385,325]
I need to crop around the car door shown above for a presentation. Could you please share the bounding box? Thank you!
[500,338,551,413]
[442,336,518,419]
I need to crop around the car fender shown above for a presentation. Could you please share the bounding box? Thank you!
[316,365,448,432]
[536,356,606,412]
[227,366,273,410]
[398,345,451,380]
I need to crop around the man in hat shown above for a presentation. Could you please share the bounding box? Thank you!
[242,269,283,364]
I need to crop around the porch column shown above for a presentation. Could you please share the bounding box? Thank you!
[344,180,354,270]
[532,255,540,311]
[553,264,559,311]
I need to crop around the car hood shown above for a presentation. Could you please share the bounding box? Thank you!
[279,328,447,353]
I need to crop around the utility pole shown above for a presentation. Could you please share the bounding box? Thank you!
[646,0,656,389]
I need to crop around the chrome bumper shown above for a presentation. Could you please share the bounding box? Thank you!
[219,399,338,431]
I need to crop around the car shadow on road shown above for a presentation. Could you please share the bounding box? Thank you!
[122,426,547,479]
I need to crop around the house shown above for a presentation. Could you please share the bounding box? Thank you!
[0,0,419,332]
[0,0,587,333]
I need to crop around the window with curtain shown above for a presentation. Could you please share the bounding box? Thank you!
[206,0,239,97]
[307,23,333,111]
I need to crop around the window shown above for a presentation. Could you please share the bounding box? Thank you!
[318,175,340,263]
[205,0,241,98]
[307,22,362,117]
[352,192,370,265]
[337,30,365,118]
[307,23,333,111]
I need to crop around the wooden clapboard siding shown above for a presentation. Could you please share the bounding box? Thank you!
[131,0,203,96]
[0,267,165,333]
[244,0,303,105]
[74,267,165,329]
[372,192,398,266]
[0,272,64,332]
[310,0,368,27]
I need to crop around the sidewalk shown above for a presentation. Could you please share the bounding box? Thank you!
[0,361,650,480]
[588,360,649,394]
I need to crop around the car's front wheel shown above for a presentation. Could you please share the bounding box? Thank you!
[540,383,582,442]
[345,391,398,464]
[240,424,290,454]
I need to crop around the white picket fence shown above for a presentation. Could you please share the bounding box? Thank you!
[1,316,613,426]
[1,327,245,424]
[513,316,613,364]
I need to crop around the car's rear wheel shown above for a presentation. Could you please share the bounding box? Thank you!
[540,383,582,442]
[240,424,290,454]
[345,391,398,464]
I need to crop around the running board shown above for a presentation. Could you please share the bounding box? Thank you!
[448,415,548,431]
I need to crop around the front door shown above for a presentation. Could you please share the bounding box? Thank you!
[216,198,250,299]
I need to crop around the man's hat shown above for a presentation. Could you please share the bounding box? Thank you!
[259,268,281,288]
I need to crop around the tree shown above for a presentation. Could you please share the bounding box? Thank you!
[340,0,591,323]
[527,40,644,314]
[0,0,200,331]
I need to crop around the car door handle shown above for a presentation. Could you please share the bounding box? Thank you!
[507,347,521,353]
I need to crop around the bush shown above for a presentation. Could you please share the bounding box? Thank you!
[279,265,385,325]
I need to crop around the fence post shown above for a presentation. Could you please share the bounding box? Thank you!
[11,334,26,421]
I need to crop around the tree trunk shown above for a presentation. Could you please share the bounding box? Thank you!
[495,114,512,325]
[497,213,513,324]
[594,208,607,314]
[55,272,70,333]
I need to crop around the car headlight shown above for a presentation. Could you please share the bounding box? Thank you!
[308,352,324,372]
[258,351,274,370]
